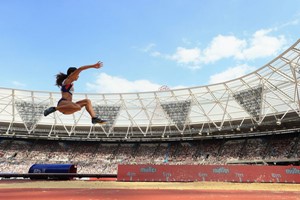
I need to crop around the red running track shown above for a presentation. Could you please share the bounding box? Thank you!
[0,188,299,200]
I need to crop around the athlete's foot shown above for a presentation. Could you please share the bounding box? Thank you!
[44,107,56,116]
[92,117,107,124]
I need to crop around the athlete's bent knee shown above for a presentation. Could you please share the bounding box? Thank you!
[85,99,92,105]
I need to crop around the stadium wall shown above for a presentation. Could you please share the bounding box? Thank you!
[117,164,300,183]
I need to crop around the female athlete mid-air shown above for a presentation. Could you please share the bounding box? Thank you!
[44,61,107,124]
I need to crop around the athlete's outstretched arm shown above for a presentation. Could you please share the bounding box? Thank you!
[67,61,103,82]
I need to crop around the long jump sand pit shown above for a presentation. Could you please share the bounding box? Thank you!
[0,180,299,200]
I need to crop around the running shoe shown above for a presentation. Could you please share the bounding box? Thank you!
[44,107,56,116]
[92,117,107,124]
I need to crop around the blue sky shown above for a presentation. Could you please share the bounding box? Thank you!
[0,0,300,93]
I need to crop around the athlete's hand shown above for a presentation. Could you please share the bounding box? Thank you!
[95,61,103,69]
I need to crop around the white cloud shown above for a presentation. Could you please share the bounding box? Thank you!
[202,35,246,63]
[150,51,161,57]
[142,43,156,52]
[201,30,286,63]
[146,28,287,69]
[86,73,162,93]
[277,19,299,29]
[167,47,202,69]
[238,29,287,60]
[169,47,201,64]
[208,64,255,84]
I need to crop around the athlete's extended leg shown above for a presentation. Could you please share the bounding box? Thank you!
[75,99,96,117]
[76,99,107,124]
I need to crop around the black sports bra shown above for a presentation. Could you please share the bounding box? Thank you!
[61,81,74,95]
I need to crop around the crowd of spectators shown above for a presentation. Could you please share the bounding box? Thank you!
[0,132,299,174]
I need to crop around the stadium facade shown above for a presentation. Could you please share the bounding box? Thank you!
[0,39,300,142]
